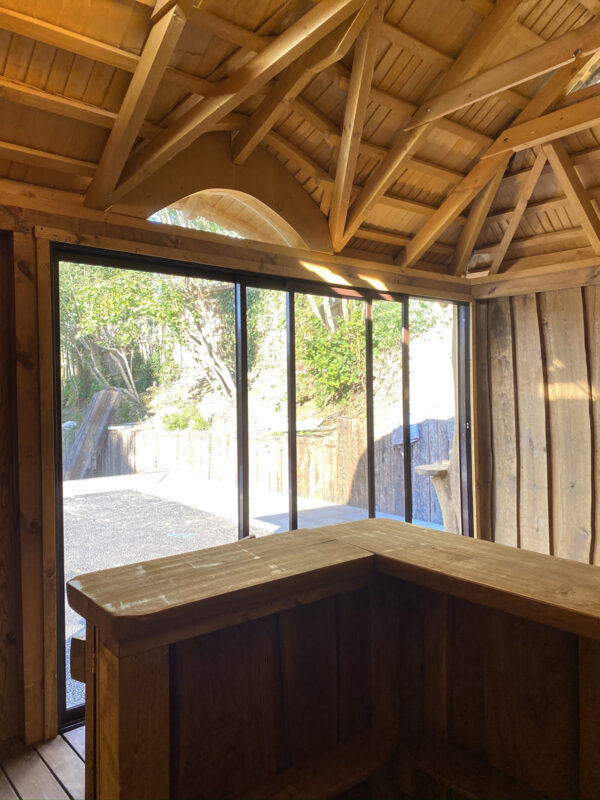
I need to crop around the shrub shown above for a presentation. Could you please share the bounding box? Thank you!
[163,405,209,431]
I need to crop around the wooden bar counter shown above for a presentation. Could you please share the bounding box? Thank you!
[67,520,600,800]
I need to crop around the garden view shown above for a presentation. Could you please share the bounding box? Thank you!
[59,214,457,709]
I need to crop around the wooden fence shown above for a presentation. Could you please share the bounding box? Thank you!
[64,417,454,524]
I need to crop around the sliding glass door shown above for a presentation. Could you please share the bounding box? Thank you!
[54,247,472,725]
[56,259,239,718]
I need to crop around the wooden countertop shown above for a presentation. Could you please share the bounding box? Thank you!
[68,520,600,649]
[66,528,374,648]
[329,519,600,641]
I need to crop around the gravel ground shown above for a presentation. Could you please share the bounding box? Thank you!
[64,490,262,709]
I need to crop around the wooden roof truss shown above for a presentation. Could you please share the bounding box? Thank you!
[1,0,600,285]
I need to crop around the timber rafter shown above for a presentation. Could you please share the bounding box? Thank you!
[0,0,600,285]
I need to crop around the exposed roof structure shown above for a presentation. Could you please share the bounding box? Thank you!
[2,0,600,284]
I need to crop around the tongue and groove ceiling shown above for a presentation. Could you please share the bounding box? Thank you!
[1,0,600,282]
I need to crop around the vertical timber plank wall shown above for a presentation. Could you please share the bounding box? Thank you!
[11,231,56,742]
[474,286,598,563]
[13,230,45,744]
[0,232,23,743]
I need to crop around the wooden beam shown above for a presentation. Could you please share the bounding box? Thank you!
[395,59,586,270]
[378,20,528,109]
[405,16,600,129]
[261,127,463,222]
[194,0,307,84]
[340,0,524,250]
[0,139,96,176]
[184,8,271,52]
[487,148,548,274]
[329,3,382,250]
[377,21,453,67]
[233,82,466,187]
[461,0,545,44]
[376,193,467,221]
[30,220,472,302]
[451,169,504,276]
[486,189,597,226]
[0,65,461,192]
[473,226,587,257]
[0,75,154,136]
[354,227,454,256]
[85,5,187,210]
[307,117,465,184]
[231,6,372,165]
[500,246,600,273]
[484,93,600,157]
[332,70,494,148]
[113,0,364,202]
[407,156,463,185]
[470,250,600,299]
[544,140,600,255]
[0,5,214,97]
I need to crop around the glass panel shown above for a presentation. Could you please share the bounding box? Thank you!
[372,300,405,521]
[59,262,237,709]
[408,299,458,532]
[294,294,368,528]
[247,287,289,534]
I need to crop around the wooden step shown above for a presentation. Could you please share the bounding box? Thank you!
[239,729,396,800]
[406,735,546,800]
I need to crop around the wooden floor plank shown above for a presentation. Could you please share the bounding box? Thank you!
[0,769,18,800]
[61,729,85,763]
[2,749,69,800]
[36,738,84,800]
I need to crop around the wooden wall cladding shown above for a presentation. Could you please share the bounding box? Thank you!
[475,286,600,562]
[0,231,22,743]
[396,583,591,800]
[170,590,376,800]
[93,577,600,800]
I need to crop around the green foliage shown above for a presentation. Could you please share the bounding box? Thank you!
[149,207,243,239]
[296,297,365,410]
[158,358,181,387]
[61,262,178,349]
[372,299,452,356]
[163,405,209,431]
[59,252,453,427]
[246,288,286,373]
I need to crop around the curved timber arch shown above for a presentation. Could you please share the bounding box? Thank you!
[113,132,332,253]
[164,189,309,248]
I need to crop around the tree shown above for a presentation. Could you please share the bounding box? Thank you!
[60,263,176,413]
[59,262,239,422]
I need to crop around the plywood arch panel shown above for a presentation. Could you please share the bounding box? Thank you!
[113,132,332,253]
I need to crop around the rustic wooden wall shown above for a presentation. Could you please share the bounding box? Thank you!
[0,232,23,744]
[171,590,375,800]
[475,286,600,563]
[393,580,599,800]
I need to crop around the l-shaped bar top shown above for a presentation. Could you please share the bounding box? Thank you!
[67,519,600,653]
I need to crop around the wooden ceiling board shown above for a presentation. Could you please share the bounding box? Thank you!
[201,0,285,33]
[387,171,447,209]
[450,96,516,139]
[0,0,599,283]
[361,103,394,147]
[4,158,26,180]
[390,0,480,59]
[0,94,106,157]
[375,49,439,105]
[540,3,591,39]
